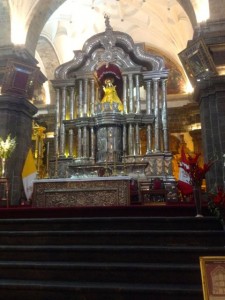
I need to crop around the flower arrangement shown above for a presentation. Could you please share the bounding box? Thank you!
[208,187,225,225]
[179,152,212,187]
[0,134,16,159]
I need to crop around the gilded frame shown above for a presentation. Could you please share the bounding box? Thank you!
[200,256,225,300]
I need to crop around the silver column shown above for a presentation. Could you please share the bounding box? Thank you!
[128,124,134,155]
[78,79,83,117]
[122,75,128,114]
[161,78,169,152]
[83,126,89,158]
[90,78,95,116]
[146,80,152,115]
[68,129,74,158]
[90,127,95,159]
[69,86,74,120]
[135,123,140,155]
[146,80,152,154]
[128,74,134,113]
[153,78,160,152]
[54,87,60,157]
[68,87,75,158]
[59,86,66,157]
[77,127,82,157]
[83,78,88,116]
[135,74,141,113]
[122,124,127,154]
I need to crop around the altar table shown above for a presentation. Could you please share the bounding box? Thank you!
[32,177,131,207]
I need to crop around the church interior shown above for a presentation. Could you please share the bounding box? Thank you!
[0,0,223,206]
[0,1,224,299]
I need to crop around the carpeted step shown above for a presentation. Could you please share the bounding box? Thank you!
[0,216,221,231]
[0,229,223,247]
[0,245,224,264]
[0,204,211,219]
[0,279,203,300]
[0,261,202,285]
[0,210,223,300]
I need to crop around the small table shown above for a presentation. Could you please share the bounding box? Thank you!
[0,178,9,208]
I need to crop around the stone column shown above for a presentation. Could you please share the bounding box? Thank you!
[196,76,225,190]
[0,95,37,205]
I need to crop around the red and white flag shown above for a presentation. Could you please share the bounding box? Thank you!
[177,147,193,195]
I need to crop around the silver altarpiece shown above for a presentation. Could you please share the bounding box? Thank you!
[48,16,176,202]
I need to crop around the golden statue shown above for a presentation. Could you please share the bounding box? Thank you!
[101,78,123,112]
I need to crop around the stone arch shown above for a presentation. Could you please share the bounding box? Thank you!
[0,0,11,46]
[36,36,60,104]
[177,0,197,29]
[25,0,66,55]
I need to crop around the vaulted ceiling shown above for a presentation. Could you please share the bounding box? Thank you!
[8,0,210,102]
